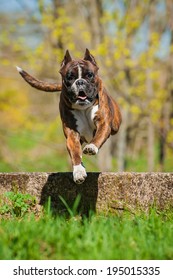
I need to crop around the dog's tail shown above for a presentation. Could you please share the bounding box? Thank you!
[16,66,62,92]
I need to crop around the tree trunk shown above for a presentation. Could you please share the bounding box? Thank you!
[146,68,155,172]
[84,0,103,47]
[117,108,129,171]
[98,138,112,171]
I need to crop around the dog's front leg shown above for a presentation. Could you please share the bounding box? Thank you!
[65,129,87,184]
[83,124,111,155]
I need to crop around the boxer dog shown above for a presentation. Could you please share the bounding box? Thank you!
[17,49,121,184]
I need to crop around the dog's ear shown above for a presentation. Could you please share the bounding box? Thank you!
[84,48,98,68]
[61,50,72,67]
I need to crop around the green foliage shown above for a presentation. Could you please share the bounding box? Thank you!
[0,85,30,130]
[0,191,36,218]
[0,209,173,260]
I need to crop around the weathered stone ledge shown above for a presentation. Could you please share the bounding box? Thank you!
[0,172,173,215]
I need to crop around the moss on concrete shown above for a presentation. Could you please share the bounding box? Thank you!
[0,172,173,215]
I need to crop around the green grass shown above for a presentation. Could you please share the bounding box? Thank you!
[1,128,173,173]
[0,209,173,260]
[0,128,99,172]
[0,128,70,172]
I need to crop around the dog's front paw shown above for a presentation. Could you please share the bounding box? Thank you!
[73,164,87,184]
[83,143,98,155]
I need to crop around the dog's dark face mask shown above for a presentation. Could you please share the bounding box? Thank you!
[60,49,99,109]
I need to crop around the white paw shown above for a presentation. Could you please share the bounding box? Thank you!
[83,143,98,155]
[73,164,87,184]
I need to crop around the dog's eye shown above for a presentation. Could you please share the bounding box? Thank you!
[86,72,94,79]
[66,73,75,81]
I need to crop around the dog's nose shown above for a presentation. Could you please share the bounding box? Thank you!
[76,79,85,86]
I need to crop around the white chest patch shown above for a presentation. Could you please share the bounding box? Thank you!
[72,105,98,143]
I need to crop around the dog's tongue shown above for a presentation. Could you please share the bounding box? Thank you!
[78,96,87,100]
[78,91,87,100]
